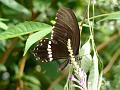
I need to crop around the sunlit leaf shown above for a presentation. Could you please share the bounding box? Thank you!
[0,21,51,40]
[24,82,41,90]
[0,18,9,21]
[0,21,8,30]
[22,75,40,85]
[97,11,120,22]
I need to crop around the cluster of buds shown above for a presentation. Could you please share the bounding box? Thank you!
[69,68,87,90]
[66,39,88,90]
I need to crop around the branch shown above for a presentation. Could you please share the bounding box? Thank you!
[19,55,28,77]
[0,38,18,64]
[16,55,28,90]
[103,48,120,75]
[97,32,120,52]
[16,79,23,90]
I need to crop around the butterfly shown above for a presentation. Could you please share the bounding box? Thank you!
[33,7,80,70]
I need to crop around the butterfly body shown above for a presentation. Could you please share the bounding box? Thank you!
[33,7,80,69]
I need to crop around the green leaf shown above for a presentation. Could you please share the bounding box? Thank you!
[98,11,120,22]
[0,0,30,15]
[24,82,41,90]
[10,64,19,75]
[80,39,92,72]
[81,55,92,73]
[0,21,51,40]
[0,21,8,30]
[80,39,91,56]
[0,64,7,72]
[0,18,9,21]
[22,75,40,86]
[88,53,99,90]
[23,25,52,55]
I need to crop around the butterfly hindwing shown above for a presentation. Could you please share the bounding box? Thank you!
[33,38,70,62]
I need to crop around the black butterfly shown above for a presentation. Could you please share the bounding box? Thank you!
[33,7,80,70]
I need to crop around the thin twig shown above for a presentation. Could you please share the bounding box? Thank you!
[97,32,120,52]
[89,11,120,20]
[19,55,28,77]
[16,79,24,90]
[0,38,18,64]
[16,55,28,90]
[103,48,120,74]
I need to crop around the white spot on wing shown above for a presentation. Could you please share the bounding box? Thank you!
[47,40,53,61]
[48,51,52,54]
[48,54,52,58]
[48,41,51,44]
[51,26,55,39]
[51,35,53,39]
[38,57,40,59]
[33,53,36,57]
[33,48,35,51]
[51,30,54,39]
[45,59,48,62]
[36,57,40,60]
[43,39,46,42]
[34,53,37,56]
[47,48,52,52]
[37,44,39,47]
[40,43,43,46]
[48,44,51,48]
[36,47,38,50]
[49,58,53,61]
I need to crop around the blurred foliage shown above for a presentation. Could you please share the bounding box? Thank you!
[0,0,120,90]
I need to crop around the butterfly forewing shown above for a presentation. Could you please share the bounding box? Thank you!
[52,8,80,55]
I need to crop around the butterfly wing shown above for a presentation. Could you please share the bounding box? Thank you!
[52,7,80,55]
[33,7,80,62]
[33,38,70,62]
